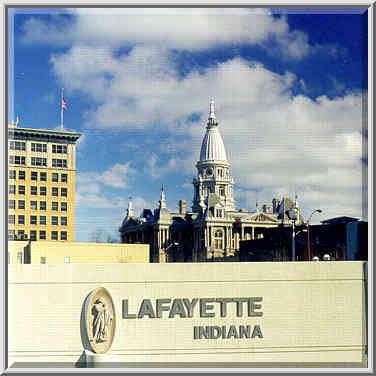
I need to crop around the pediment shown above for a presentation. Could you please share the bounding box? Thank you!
[246,212,280,223]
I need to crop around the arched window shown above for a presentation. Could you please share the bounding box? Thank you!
[214,230,223,249]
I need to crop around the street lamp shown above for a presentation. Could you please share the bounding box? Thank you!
[287,207,298,261]
[165,242,179,262]
[306,209,322,261]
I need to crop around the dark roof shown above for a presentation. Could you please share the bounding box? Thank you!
[321,216,359,225]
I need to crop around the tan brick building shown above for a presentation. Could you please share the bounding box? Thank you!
[8,122,81,242]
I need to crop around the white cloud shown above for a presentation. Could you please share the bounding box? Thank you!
[20,11,366,220]
[76,162,136,208]
[22,8,312,58]
[101,162,135,188]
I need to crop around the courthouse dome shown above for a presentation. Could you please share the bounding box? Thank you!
[199,99,228,162]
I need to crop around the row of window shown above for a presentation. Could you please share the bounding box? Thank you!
[52,159,67,168]
[8,185,68,197]
[9,170,68,183]
[9,215,68,226]
[9,141,25,151]
[9,142,68,154]
[9,156,26,165]
[31,143,47,152]
[8,229,67,241]
[9,156,68,168]
[9,200,67,211]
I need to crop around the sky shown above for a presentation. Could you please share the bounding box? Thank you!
[8,7,368,242]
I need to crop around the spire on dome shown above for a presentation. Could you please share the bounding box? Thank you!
[208,98,218,127]
[209,98,216,119]
[126,196,134,218]
[159,185,167,209]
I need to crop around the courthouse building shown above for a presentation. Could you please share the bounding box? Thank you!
[119,100,304,262]
[8,122,81,242]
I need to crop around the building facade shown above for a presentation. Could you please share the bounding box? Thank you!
[8,241,149,264]
[119,100,303,262]
[8,122,81,242]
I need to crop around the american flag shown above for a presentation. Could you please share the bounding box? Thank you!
[62,98,67,110]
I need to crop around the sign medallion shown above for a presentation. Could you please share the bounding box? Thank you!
[84,287,116,354]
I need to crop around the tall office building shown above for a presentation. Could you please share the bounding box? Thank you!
[8,122,81,242]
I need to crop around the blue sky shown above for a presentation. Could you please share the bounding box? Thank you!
[8,7,368,242]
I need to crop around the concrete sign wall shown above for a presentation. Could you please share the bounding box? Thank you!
[8,262,367,368]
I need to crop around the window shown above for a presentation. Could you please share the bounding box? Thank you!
[219,185,226,196]
[9,200,15,209]
[52,159,67,168]
[39,231,46,240]
[61,217,67,226]
[216,209,223,218]
[52,144,67,154]
[39,216,46,225]
[18,200,25,210]
[52,187,59,196]
[17,252,23,264]
[61,232,68,241]
[30,216,37,225]
[31,143,47,152]
[51,231,58,240]
[30,201,37,210]
[18,185,25,195]
[214,230,223,249]
[8,230,15,241]
[40,172,47,182]
[40,186,47,196]
[17,230,24,236]
[9,170,16,179]
[9,141,25,151]
[31,171,38,181]
[61,173,68,183]
[61,202,67,211]
[18,215,25,225]
[18,170,25,180]
[40,201,46,211]
[31,157,47,167]
[40,256,46,264]
[8,215,15,224]
[52,202,58,211]
[51,216,58,225]
[9,156,26,165]
[31,186,37,195]
[61,188,67,197]
[9,185,15,194]
[30,230,37,241]
[52,173,59,182]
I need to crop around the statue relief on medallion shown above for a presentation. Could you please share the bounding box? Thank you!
[84,287,116,354]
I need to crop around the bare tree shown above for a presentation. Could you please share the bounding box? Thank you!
[89,228,120,243]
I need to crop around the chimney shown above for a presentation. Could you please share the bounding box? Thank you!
[179,200,186,215]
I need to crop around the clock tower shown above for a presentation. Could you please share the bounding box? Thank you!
[192,99,235,214]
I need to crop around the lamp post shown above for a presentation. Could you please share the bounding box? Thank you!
[165,242,179,262]
[306,209,322,261]
[287,207,298,261]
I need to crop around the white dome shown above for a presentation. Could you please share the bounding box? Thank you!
[199,126,227,162]
[199,99,228,162]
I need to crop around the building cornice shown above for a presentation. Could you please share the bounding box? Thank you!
[8,126,81,143]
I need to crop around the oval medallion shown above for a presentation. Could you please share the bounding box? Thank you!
[84,287,116,354]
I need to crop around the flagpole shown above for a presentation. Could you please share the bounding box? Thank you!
[60,88,64,130]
